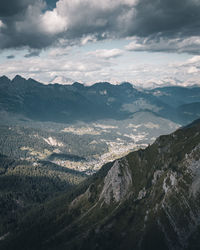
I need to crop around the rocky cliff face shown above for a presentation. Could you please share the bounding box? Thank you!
[2,120,200,250]
[99,159,132,204]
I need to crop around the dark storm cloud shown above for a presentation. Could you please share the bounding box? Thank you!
[0,0,57,49]
[0,0,33,17]
[0,0,57,17]
[129,0,200,38]
[124,0,200,53]
[0,0,200,53]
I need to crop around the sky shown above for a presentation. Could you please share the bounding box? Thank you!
[0,0,200,87]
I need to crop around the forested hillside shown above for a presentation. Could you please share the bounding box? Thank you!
[0,154,86,236]
[1,119,200,250]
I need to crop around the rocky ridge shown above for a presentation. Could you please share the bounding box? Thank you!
[1,119,200,250]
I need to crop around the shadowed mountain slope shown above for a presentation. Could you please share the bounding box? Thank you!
[1,119,200,250]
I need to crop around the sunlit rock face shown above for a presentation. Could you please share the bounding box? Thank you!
[99,159,132,204]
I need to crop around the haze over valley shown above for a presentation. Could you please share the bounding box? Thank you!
[1,75,200,174]
[1,0,200,249]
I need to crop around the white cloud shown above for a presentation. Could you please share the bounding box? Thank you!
[15,2,67,36]
[125,36,200,55]
[0,0,138,49]
[187,55,200,64]
[87,49,123,59]
[81,35,97,45]
[125,39,143,50]
[0,20,6,29]
[0,50,107,84]
[1,0,200,57]
[187,66,199,74]
[48,47,71,57]
[38,0,138,40]
[40,9,68,35]
[55,0,138,14]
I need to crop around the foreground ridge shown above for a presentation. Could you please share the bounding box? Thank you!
[1,119,200,249]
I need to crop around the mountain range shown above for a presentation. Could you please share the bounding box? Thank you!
[1,75,200,125]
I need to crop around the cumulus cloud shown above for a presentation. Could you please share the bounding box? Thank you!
[81,35,97,45]
[87,49,123,59]
[0,0,138,49]
[187,66,199,74]
[40,9,67,35]
[125,36,200,54]
[0,0,200,54]
[177,55,200,75]
[187,56,200,64]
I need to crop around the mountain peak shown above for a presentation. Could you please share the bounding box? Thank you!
[12,75,26,82]
[27,78,43,86]
[91,82,112,90]
[93,81,111,86]
[72,82,84,88]
[0,75,10,83]
[119,82,133,89]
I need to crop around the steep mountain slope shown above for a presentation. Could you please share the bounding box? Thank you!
[2,119,200,250]
[0,153,86,237]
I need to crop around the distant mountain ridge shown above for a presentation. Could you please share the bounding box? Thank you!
[1,75,200,125]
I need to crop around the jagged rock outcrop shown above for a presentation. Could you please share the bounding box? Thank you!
[99,159,132,204]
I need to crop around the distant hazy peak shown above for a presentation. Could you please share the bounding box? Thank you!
[119,82,133,88]
[92,82,112,87]
[72,82,84,88]
[50,75,74,85]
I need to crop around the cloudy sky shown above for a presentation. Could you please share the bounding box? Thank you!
[0,0,200,87]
